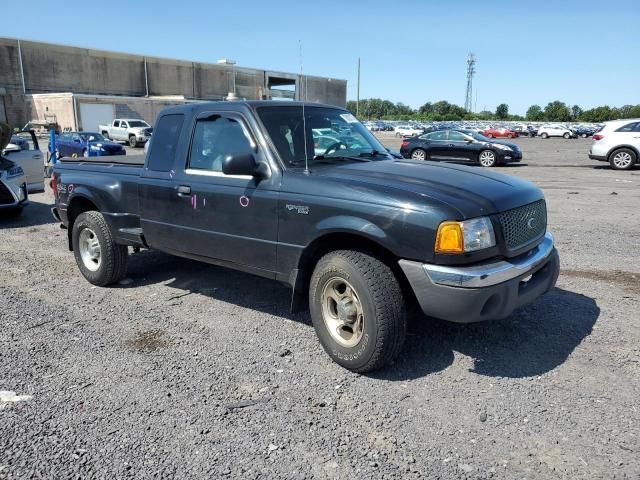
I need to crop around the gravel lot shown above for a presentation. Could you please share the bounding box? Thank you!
[1,137,638,479]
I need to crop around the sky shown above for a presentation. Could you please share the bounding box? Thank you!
[2,0,639,115]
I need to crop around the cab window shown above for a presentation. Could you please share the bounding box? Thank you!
[188,115,253,172]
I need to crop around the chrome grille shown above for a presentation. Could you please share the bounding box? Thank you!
[498,199,547,251]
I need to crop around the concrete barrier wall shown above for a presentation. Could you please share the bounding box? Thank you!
[0,37,347,128]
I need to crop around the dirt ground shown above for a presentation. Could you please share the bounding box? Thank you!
[1,136,638,479]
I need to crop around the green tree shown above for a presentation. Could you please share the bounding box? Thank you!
[579,106,613,123]
[571,105,583,121]
[495,104,509,120]
[526,105,544,121]
[544,101,571,122]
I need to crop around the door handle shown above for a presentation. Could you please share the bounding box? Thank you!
[177,185,191,196]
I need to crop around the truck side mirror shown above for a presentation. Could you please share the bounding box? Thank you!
[222,152,268,179]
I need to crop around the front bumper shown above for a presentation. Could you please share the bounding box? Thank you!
[0,179,28,210]
[498,150,522,162]
[399,233,559,323]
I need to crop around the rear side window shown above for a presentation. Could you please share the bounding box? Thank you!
[426,131,447,141]
[147,114,184,172]
[615,122,638,132]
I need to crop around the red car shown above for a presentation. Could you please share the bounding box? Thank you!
[482,127,519,139]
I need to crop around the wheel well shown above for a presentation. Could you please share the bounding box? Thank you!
[66,196,99,250]
[608,146,639,162]
[292,232,416,312]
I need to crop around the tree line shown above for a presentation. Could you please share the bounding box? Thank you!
[346,98,640,123]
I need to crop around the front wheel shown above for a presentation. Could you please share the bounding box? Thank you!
[309,250,406,373]
[486,133,493,138]
[72,211,128,286]
[478,149,497,167]
[581,133,587,138]
[129,135,138,147]
[541,133,549,139]
[410,148,427,161]
[609,148,636,170]
[563,132,571,139]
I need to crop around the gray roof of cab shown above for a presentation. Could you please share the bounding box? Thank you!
[158,101,347,116]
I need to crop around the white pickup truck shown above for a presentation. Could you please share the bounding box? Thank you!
[99,119,153,147]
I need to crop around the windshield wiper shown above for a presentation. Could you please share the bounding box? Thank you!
[358,149,389,158]
[311,155,370,163]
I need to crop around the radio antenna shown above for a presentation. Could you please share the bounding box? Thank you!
[299,40,309,174]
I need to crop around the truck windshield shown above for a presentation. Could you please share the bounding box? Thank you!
[257,105,390,167]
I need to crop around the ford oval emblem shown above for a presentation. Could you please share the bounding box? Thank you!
[527,217,537,229]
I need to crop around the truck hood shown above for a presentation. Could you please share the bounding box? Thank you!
[304,159,543,219]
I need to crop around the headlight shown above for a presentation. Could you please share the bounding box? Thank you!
[435,217,496,254]
[493,144,512,151]
[7,165,24,178]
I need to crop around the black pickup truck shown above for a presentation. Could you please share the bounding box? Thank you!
[52,101,559,372]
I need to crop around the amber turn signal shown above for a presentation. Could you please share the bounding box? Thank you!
[435,221,464,254]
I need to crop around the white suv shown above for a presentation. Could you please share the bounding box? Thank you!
[394,125,423,137]
[589,118,640,170]
[537,125,575,139]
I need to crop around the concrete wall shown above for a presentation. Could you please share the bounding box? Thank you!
[0,37,347,128]
[24,94,192,132]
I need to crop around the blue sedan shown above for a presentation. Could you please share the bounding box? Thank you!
[52,132,126,159]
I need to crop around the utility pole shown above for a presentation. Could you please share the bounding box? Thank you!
[356,57,361,117]
[464,53,475,113]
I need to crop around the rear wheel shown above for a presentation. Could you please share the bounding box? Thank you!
[410,148,427,161]
[72,211,128,286]
[541,132,549,139]
[478,149,497,167]
[507,134,513,138]
[563,132,571,139]
[309,250,406,373]
[609,148,636,170]
[102,131,110,139]
[487,133,493,138]
[581,133,588,138]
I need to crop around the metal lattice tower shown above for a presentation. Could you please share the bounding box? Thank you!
[464,53,475,112]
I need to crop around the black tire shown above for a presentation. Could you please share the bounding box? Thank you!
[72,211,128,286]
[581,133,587,138]
[410,148,428,161]
[309,250,406,373]
[541,133,549,139]
[609,148,636,171]
[563,132,571,139]
[478,149,497,167]
[129,135,138,148]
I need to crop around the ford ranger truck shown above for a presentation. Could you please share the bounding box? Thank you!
[52,102,560,373]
